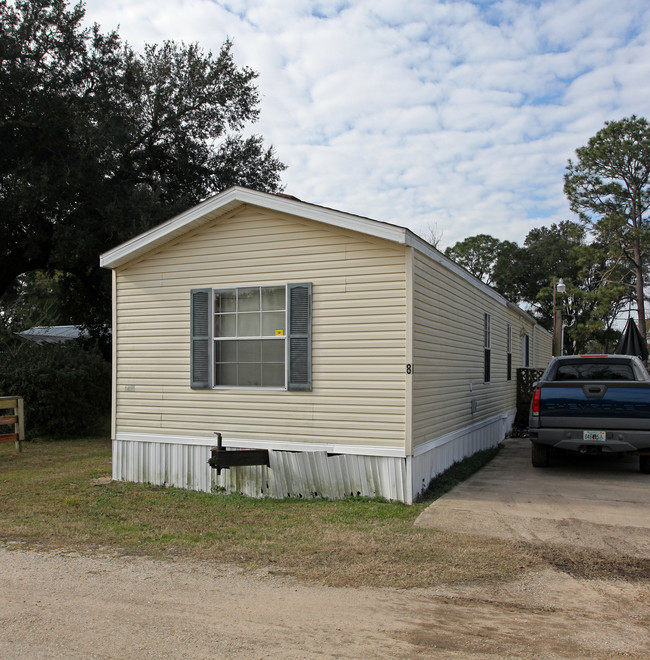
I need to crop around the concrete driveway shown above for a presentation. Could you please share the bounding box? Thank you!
[415,437,650,558]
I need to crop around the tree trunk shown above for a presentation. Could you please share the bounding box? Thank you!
[633,238,647,342]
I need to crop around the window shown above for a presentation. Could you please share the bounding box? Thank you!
[507,324,512,381]
[190,283,312,390]
[214,286,286,387]
[484,313,491,383]
[554,362,635,381]
[522,333,530,368]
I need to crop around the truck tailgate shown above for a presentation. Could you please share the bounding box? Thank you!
[538,382,650,430]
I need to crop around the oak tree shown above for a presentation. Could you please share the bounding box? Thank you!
[0,0,285,330]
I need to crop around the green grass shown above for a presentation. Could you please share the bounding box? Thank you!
[0,438,540,588]
[417,445,501,501]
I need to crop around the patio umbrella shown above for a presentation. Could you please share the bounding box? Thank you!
[615,317,649,361]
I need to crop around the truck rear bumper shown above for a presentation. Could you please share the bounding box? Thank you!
[529,428,650,453]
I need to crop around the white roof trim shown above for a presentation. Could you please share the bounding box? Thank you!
[404,232,507,306]
[99,186,408,269]
[98,185,538,319]
[508,300,549,332]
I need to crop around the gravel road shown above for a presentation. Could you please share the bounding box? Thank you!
[1,545,648,659]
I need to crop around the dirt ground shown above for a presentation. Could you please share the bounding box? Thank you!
[2,439,649,658]
[0,543,648,659]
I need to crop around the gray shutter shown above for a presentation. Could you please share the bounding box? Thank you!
[190,288,211,389]
[287,282,312,391]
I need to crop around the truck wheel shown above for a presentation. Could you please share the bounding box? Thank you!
[640,455,650,474]
[531,442,551,468]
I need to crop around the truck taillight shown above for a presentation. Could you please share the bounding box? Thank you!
[531,387,541,416]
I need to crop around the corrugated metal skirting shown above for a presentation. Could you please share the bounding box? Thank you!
[112,439,410,502]
[411,413,514,499]
[113,413,513,504]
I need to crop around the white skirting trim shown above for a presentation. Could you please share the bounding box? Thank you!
[112,412,514,504]
[114,432,406,458]
[414,411,514,456]
[410,410,515,500]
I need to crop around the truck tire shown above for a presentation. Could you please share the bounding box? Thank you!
[531,442,551,468]
[640,455,650,474]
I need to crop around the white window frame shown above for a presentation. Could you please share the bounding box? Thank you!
[213,285,288,389]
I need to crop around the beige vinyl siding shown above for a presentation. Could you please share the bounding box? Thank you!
[114,205,408,449]
[411,250,540,449]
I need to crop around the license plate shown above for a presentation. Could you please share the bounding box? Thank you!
[583,431,606,442]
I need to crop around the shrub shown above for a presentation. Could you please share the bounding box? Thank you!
[0,341,111,438]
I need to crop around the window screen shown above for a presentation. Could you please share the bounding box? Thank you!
[214,286,286,387]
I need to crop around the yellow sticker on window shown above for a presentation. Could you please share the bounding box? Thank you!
[275,329,284,336]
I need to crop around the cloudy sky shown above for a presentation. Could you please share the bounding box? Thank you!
[83,0,650,249]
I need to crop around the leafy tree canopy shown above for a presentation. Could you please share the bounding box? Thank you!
[564,116,650,339]
[444,221,629,354]
[444,117,650,353]
[445,234,503,284]
[0,0,285,334]
[519,221,586,306]
[444,234,523,296]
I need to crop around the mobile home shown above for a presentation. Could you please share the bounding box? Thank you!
[100,186,550,503]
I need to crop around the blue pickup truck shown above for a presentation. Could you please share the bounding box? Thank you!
[529,354,650,473]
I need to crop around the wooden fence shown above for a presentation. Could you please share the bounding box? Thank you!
[0,396,25,452]
[513,368,544,433]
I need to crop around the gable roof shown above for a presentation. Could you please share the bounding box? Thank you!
[99,186,409,269]
[99,185,518,310]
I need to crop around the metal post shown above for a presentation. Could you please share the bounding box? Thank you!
[552,276,557,356]
[552,278,565,356]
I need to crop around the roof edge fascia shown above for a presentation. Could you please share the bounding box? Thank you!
[508,301,551,335]
[405,233,547,333]
[98,186,545,334]
[404,232,507,307]
[99,186,408,269]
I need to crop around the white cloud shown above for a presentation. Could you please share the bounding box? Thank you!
[82,0,650,248]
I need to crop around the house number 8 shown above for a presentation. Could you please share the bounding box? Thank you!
[406,364,412,374]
